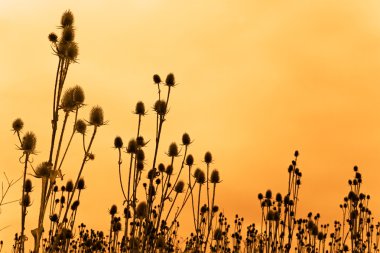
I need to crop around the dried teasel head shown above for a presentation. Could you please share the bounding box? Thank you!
[12,118,24,133]
[89,106,104,126]
[21,131,37,153]
[61,10,74,27]
[114,136,123,149]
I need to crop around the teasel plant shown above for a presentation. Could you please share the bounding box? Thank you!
[9,10,105,253]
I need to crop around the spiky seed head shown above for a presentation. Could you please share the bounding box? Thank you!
[66,42,79,61]
[214,228,223,241]
[89,106,104,126]
[153,74,161,84]
[109,204,117,216]
[168,142,179,157]
[258,193,263,200]
[186,154,194,166]
[50,213,58,222]
[21,194,31,207]
[147,168,156,180]
[136,149,145,161]
[114,136,123,149]
[212,205,219,213]
[194,168,202,179]
[124,207,131,218]
[136,161,144,171]
[12,118,24,132]
[126,139,137,153]
[88,153,95,160]
[294,150,299,157]
[174,181,185,193]
[153,100,167,116]
[72,85,85,105]
[196,170,206,184]
[61,88,76,111]
[71,200,80,211]
[166,165,173,175]
[204,151,212,164]
[21,131,37,153]
[75,119,87,134]
[62,25,75,42]
[24,179,33,193]
[66,180,74,192]
[77,178,85,190]
[136,201,147,219]
[354,165,358,172]
[165,73,175,87]
[134,101,146,115]
[48,32,58,43]
[276,193,282,202]
[136,136,145,147]
[158,163,165,172]
[182,133,191,146]
[53,186,58,192]
[265,190,272,199]
[61,10,74,27]
[210,169,220,184]
[36,162,51,178]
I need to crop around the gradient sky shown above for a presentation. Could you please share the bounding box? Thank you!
[1,0,380,250]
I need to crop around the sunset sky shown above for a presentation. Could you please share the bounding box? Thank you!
[1,0,380,250]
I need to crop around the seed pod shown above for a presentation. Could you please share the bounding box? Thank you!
[210,169,220,184]
[24,179,33,193]
[204,151,212,164]
[182,133,191,146]
[126,139,137,154]
[109,205,117,216]
[61,10,74,27]
[89,106,104,126]
[77,178,85,190]
[186,154,194,166]
[165,73,175,87]
[134,101,146,115]
[168,142,179,157]
[114,136,123,149]
[12,118,24,132]
[153,100,167,116]
[21,132,37,153]
[75,119,87,134]
[153,74,161,84]
[36,162,51,178]
[174,181,185,193]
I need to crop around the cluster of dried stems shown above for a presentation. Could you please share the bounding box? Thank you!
[2,10,380,253]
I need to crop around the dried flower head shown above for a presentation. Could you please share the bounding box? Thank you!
[61,88,76,112]
[182,133,191,146]
[89,106,104,126]
[204,151,212,164]
[62,25,75,42]
[153,100,167,116]
[136,136,147,147]
[66,180,74,192]
[158,163,165,172]
[194,168,202,179]
[24,179,33,193]
[109,204,117,216]
[48,32,58,43]
[186,154,194,166]
[165,73,175,87]
[21,194,31,207]
[153,74,161,84]
[210,169,220,184]
[134,101,146,115]
[166,165,173,176]
[77,178,85,190]
[114,136,123,149]
[71,200,80,211]
[61,10,74,27]
[174,181,185,193]
[66,42,79,61]
[35,162,51,178]
[12,118,24,133]
[72,85,85,105]
[136,201,148,219]
[196,170,206,184]
[21,131,37,153]
[168,142,179,157]
[75,119,87,134]
[126,139,137,153]
[214,228,223,241]
[136,149,145,161]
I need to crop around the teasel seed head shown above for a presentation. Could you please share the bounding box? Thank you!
[48,32,58,43]
[294,150,299,157]
[165,73,175,87]
[194,168,202,179]
[166,165,173,175]
[153,74,161,84]
[61,10,74,27]
[12,118,24,133]
[204,151,212,164]
[210,169,220,184]
[114,136,123,149]
[109,204,117,216]
[134,101,146,116]
[136,136,146,147]
[21,131,37,153]
[24,179,33,193]
[214,228,223,241]
[186,154,194,166]
[265,190,272,199]
[35,162,51,178]
[126,139,137,154]
[66,180,74,192]
[136,161,144,171]
[174,181,185,193]
[136,149,145,162]
[71,200,80,211]
[21,194,31,207]
[62,25,75,43]
[196,170,206,184]
[77,178,85,190]
[158,163,165,172]
[89,106,104,126]
[72,85,85,105]
[66,42,79,62]
[61,87,76,111]
[168,142,179,157]
[75,119,87,134]
[153,100,167,116]
[136,201,148,219]
[182,133,191,146]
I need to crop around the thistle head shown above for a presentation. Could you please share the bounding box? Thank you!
[21,131,37,153]
[62,25,75,43]
[24,179,33,193]
[114,136,123,149]
[126,139,137,153]
[136,201,148,219]
[77,178,85,190]
[21,194,31,207]
[109,204,117,216]
[65,180,74,192]
[89,106,104,126]
[66,42,79,62]
[195,170,206,184]
[153,100,167,116]
[166,165,173,175]
[12,118,24,133]
[35,162,51,178]
[186,154,194,166]
[158,163,165,172]
[182,133,191,146]
[136,149,145,162]
[48,32,58,43]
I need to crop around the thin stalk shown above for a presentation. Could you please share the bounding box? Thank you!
[20,153,30,253]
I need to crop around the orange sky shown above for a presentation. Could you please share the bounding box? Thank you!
[1,0,380,250]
